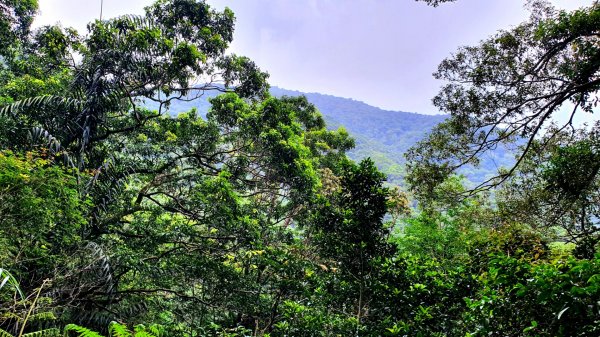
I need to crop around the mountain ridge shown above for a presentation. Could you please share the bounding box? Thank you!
[160,86,514,186]
[270,87,447,185]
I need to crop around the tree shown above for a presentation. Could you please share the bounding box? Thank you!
[0,0,38,56]
[0,0,355,334]
[0,150,88,334]
[495,127,600,257]
[85,93,353,333]
[406,1,600,199]
[296,159,393,336]
[1,0,268,168]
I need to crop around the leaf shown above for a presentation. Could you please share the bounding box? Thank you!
[557,307,569,320]
[108,322,132,337]
[0,275,9,290]
[22,328,61,337]
[0,268,25,300]
[0,328,14,337]
[523,320,538,333]
[63,324,104,337]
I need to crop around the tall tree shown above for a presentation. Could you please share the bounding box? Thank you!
[406,1,600,199]
[296,159,392,336]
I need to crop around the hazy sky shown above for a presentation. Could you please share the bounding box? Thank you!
[34,0,593,114]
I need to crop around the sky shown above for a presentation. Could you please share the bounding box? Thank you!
[34,0,594,115]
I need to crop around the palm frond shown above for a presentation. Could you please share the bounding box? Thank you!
[0,96,82,117]
[27,127,75,167]
[0,268,25,300]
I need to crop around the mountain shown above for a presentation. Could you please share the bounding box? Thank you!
[158,86,515,186]
[269,88,446,185]
[270,87,514,186]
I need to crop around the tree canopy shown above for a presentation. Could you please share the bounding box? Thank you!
[407,1,600,191]
[1,1,599,336]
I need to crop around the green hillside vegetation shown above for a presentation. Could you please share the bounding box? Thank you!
[270,88,518,186]
[270,88,438,186]
[0,1,599,337]
[160,87,516,186]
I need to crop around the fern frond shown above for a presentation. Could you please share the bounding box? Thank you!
[145,326,161,337]
[27,311,57,323]
[130,332,153,337]
[63,324,104,337]
[0,328,14,337]
[107,322,131,337]
[22,328,61,337]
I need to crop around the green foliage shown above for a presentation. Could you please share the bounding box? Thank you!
[308,159,392,271]
[270,87,451,186]
[1,0,599,336]
[0,0,38,56]
[468,224,549,273]
[169,87,513,187]
[0,322,160,337]
[63,322,161,337]
[407,1,600,196]
[494,131,600,258]
[0,1,268,167]
[0,151,87,301]
[0,328,62,337]
[0,269,24,301]
[273,300,359,336]
[64,325,103,337]
[463,254,600,336]
[543,140,600,199]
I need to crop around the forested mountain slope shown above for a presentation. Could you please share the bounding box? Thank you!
[270,88,445,185]
[164,87,515,185]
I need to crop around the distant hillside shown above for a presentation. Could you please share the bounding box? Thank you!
[158,87,515,186]
[270,88,448,185]
[270,88,515,185]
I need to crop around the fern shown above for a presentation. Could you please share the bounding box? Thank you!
[63,324,103,337]
[128,333,152,337]
[0,327,61,337]
[0,328,14,337]
[22,328,61,337]
[107,323,130,337]
[62,322,160,337]
[27,312,56,323]
[142,326,161,337]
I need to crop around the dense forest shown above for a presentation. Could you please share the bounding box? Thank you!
[161,87,516,187]
[1,0,599,336]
